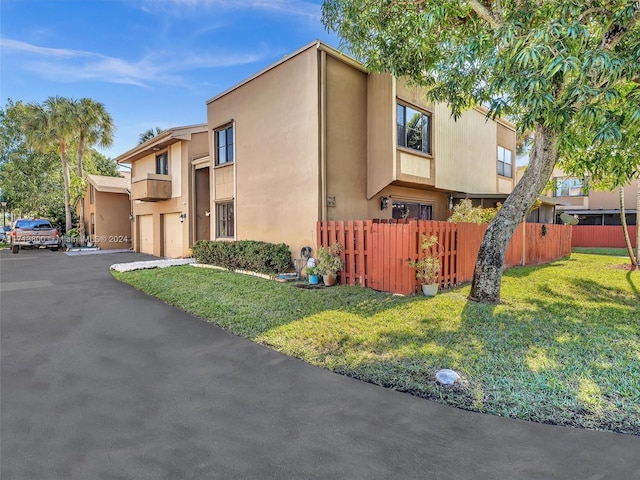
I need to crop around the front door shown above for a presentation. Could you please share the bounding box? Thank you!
[195,167,211,241]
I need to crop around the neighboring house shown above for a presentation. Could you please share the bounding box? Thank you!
[206,40,516,257]
[115,125,209,258]
[528,167,638,225]
[515,166,565,224]
[80,174,132,250]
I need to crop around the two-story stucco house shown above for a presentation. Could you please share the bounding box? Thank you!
[115,124,209,257]
[547,167,638,225]
[206,41,516,257]
[80,174,132,250]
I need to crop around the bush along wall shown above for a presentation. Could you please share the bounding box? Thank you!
[192,240,291,276]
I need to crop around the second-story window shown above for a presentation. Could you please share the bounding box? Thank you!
[554,177,586,197]
[156,152,169,175]
[89,184,95,204]
[397,103,431,155]
[497,146,513,178]
[215,125,234,166]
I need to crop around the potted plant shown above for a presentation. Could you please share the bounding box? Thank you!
[408,235,441,296]
[306,266,320,285]
[315,242,343,286]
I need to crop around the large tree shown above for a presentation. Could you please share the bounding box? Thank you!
[561,107,640,268]
[71,98,115,244]
[323,0,640,302]
[23,97,76,232]
[0,100,62,220]
[86,150,120,177]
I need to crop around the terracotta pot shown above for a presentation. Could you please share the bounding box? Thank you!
[323,274,338,286]
[421,283,438,297]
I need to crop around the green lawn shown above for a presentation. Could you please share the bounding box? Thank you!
[572,247,629,256]
[113,253,640,435]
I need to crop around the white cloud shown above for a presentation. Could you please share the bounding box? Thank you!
[138,0,321,20]
[0,38,94,58]
[0,37,273,87]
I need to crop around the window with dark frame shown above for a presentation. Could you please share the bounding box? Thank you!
[397,103,431,155]
[90,213,95,235]
[89,184,95,204]
[554,177,587,197]
[215,125,234,166]
[155,152,169,175]
[497,146,512,178]
[216,202,234,237]
[392,201,433,220]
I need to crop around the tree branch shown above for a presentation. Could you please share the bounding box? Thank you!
[466,0,501,29]
[601,4,640,50]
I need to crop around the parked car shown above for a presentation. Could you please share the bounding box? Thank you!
[9,219,59,253]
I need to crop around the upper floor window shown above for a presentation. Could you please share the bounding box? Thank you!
[215,125,234,166]
[156,152,168,175]
[497,146,512,178]
[554,177,586,197]
[89,184,95,204]
[397,103,431,155]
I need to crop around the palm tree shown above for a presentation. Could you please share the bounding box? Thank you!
[72,98,114,244]
[139,127,164,144]
[23,97,75,232]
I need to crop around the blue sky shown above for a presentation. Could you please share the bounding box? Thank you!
[1,0,340,159]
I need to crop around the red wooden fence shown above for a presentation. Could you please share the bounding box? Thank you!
[317,220,572,295]
[571,225,637,248]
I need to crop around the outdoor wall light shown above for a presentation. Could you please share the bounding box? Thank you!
[128,213,134,222]
[179,213,187,223]
[380,196,389,210]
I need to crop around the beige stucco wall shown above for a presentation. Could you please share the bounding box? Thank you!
[367,73,395,199]
[589,179,638,210]
[80,183,131,249]
[94,191,132,249]
[130,132,208,257]
[325,55,369,221]
[434,104,499,193]
[207,45,321,257]
[368,185,450,221]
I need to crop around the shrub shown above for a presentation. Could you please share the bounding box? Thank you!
[448,198,500,224]
[192,240,291,275]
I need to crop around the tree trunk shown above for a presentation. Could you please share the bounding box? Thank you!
[60,140,72,233]
[77,135,86,246]
[619,186,637,269]
[470,123,559,303]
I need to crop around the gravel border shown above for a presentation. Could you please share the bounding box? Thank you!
[110,258,196,272]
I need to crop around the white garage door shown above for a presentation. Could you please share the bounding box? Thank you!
[163,213,184,258]
[138,215,154,255]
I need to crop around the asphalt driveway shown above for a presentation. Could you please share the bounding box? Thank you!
[1,248,639,479]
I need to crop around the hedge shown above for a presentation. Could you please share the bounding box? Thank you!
[192,240,291,275]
